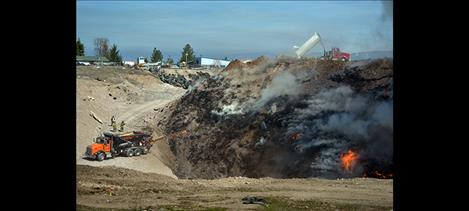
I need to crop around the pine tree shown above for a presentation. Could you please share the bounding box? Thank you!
[166,57,174,65]
[76,38,85,56]
[179,44,195,64]
[151,48,163,63]
[108,44,122,63]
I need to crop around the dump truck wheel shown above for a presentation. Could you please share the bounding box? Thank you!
[135,149,141,156]
[96,152,106,161]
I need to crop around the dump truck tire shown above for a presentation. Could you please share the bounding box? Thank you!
[96,152,106,161]
[135,149,141,156]
[126,150,134,157]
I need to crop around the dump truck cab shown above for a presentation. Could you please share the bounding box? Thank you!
[329,48,350,61]
[85,135,113,161]
[321,47,351,62]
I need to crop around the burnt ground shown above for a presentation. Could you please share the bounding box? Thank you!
[156,57,393,179]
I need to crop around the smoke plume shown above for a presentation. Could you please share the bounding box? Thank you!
[285,86,393,177]
[381,1,393,22]
[254,71,301,109]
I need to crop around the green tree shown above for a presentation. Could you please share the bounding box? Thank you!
[151,48,163,63]
[179,44,195,64]
[166,57,174,65]
[108,44,122,63]
[76,38,85,56]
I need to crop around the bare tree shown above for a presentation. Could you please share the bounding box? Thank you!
[94,37,109,58]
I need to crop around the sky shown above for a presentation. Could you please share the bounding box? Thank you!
[77,1,393,61]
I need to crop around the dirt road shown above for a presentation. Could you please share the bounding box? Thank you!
[116,97,177,125]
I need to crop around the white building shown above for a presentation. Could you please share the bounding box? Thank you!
[137,56,146,65]
[194,57,231,68]
[123,61,135,66]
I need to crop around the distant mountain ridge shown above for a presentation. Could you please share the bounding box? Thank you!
[303,50,392,60]
[351,50,393,60]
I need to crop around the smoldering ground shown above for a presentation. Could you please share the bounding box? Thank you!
[160,57,393,179]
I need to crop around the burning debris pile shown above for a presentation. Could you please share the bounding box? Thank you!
[154,70,210,89]
[157,57,393,179]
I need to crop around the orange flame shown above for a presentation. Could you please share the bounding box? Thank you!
[362,171,393,179]
[290,133,301,141]
[341,149,359,172]
[373,171,393,179]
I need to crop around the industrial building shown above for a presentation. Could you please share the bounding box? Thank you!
[194,57,231,68]
[76,56,110,64]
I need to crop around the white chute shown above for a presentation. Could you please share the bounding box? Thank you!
[295,32,322,58]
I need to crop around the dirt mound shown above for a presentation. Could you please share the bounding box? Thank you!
[157,58,393,179]
[223,56,270,72]
[224,59,245,71]
[330,58,393,93]
[246,55,269,67]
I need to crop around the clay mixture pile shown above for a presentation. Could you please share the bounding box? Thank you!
[157,56,393,179]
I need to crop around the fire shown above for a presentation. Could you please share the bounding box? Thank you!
[372,171,393,179]
[362,170,393,179]
[341,149,359,172]
[290,132,301,141]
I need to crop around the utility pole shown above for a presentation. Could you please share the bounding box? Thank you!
[185,53,188,69]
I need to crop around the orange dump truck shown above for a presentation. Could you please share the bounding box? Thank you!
[84,131,153,161]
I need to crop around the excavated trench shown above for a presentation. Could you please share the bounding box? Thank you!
[156,57,393,179]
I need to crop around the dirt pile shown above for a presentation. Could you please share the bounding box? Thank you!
[157,57,393,179]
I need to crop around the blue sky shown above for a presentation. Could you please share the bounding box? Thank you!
[77,1,393,61]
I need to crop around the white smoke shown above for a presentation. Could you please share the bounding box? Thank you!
[292,86,393,139]
[294,139,338,153]
[253,71,301,109]
[310,147,343,171]
[211,102,244,116]
[371,101,393,129]
[296,86,368,117]
[284,86,393,176]
[255,137,267,147]
[381,0,393,21]
[320,100,393,139]
[322,113,371,139]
